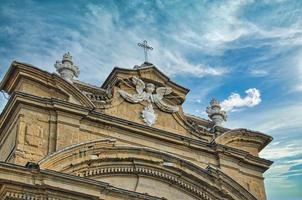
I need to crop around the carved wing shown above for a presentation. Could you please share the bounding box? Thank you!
[118,90,145,103]
[155,87,173,99]
[153,87,178,113]
[132,76,145,94]
[118,76,146,103]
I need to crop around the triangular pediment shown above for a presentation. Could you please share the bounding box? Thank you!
[96,63,204,137]
[101,63,189,104]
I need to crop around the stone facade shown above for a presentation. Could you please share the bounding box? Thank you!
[0,59,273,200]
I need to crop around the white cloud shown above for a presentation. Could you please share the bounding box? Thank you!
[249,68,269,77]
[74,5,228,81]
[221,88,261,112]
[169,0,302,63]
[0,2,230,85]
[293,84,302,92]
[154,50,228,77]
[226,102,302,135]
[293,51,302,92]
[260,142,302,160]
[171,0,255,54]
[2,1,301,86]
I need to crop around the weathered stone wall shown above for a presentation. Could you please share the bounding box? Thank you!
[13,107,51,164]
[219,156,266,199]
[16,78,69,102]
[0,63,271,200]
[0,162,162,200]
[0,102,267,199]
[101,83,196,138]
[0,121,17,162]
[226,141,259,156]
[98,176,196,200]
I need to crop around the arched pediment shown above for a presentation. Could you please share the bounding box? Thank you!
[215,129,273,156]
[39,140,256,200]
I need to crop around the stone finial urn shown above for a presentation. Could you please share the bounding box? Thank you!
[54,52,80,83]
[206,98,227,126]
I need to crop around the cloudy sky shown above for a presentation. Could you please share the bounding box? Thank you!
[0,0,302,199]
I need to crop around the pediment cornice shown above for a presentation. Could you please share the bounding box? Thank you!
[215,128,273,152]
[101,66,189,104]
[0,61,94,108]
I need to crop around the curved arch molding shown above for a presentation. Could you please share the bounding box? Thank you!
[39,139,257,200]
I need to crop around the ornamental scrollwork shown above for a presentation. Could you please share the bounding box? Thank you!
[119,76,179,126]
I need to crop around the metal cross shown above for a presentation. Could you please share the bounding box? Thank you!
[138,40,153,63]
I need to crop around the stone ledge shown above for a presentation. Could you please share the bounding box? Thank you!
[0,161,164,200]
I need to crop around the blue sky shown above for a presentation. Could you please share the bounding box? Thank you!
[0,0,302,199]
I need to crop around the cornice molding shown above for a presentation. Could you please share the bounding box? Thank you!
[101,66,190,94]
[0,162,164,200]
[0,61,95,108]
[38,142,257,200]
[79,165,219,200]
[0,91,272,171]
[215,129,273,152]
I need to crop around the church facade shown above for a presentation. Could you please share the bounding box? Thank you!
[0,53,272,200]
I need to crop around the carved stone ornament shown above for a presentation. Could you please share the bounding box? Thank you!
[54,52,80,83]
[141,104,157,126]
[84,90,113,105]
[119,76,179,126]
[206,98,227,126]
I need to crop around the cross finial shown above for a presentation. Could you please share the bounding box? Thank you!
[138,40,153,63]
